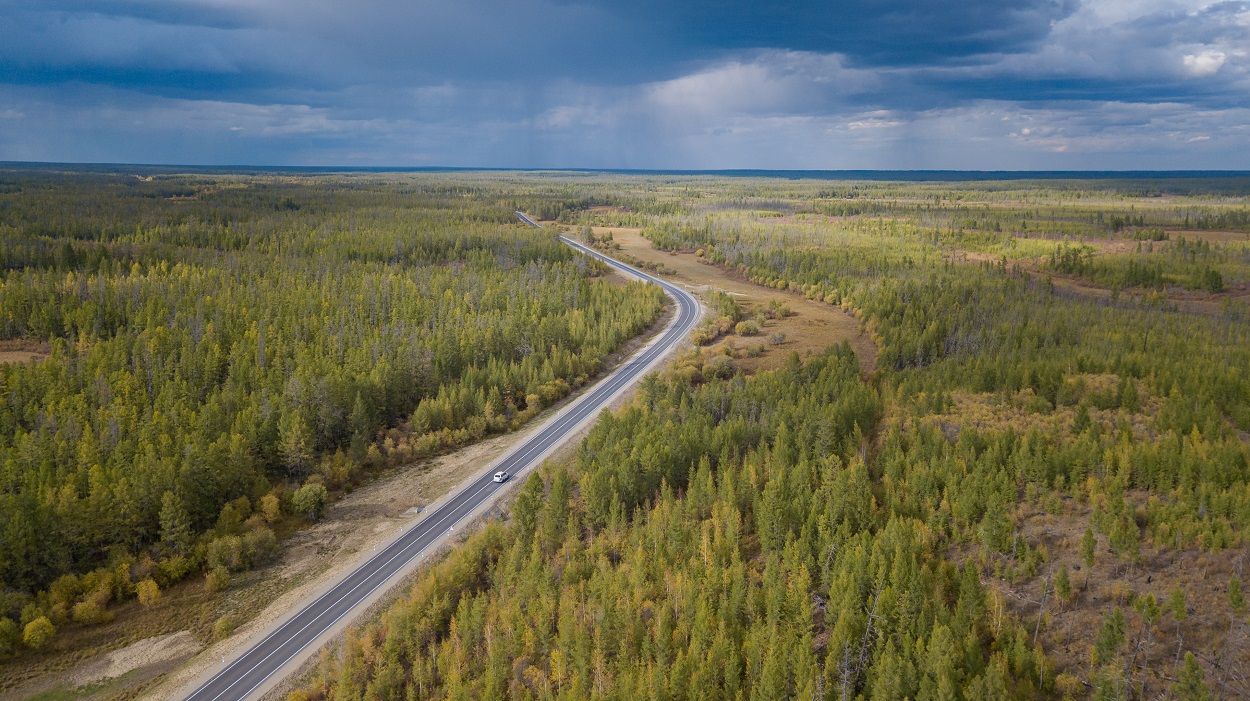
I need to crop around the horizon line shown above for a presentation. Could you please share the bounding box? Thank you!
[3,161,1250,181]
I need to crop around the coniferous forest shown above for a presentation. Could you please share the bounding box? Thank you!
[2,169,1249,700]
[0,171,666,663]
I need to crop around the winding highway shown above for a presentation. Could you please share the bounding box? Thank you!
[178,214,700,701]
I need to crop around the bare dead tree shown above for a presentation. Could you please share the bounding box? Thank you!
[849,587,884,696]
[838,643,855,701]
[1034,574,1051,648]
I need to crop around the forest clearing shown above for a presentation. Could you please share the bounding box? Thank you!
[566,223,876,377]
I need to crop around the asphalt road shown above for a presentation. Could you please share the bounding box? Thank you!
[180,217,699,701]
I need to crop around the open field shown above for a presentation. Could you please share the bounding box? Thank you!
[582,225,877,376]
[0,340,49,366]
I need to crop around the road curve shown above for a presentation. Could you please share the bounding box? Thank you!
[178,215,700,701]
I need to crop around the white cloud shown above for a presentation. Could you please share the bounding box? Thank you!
[1183,49,1226,76]
[646,52,877,118]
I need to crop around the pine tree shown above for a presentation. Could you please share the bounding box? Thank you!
[1073,404,1091,434]
[1093,607,1126,666]
[1055,564,1072,609]
[1228,575,1246,620]
[538,469,572,554]
[1171,653,1212,701]
[1133,594,1160,694]
[1080,527,1097,586]
[159,491,193,555]
[280,413,315,477]
[513,473,545,544]
[1108,512,1139,564]
[1168,587,1187,672]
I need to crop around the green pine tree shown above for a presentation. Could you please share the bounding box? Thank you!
[1093,607,1126,666]
[1055,564,1072,609]
[1171,652,1212,701]
[159,491,193,555]
[1080,527,1097,586]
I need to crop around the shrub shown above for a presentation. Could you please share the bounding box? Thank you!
[767,332,786,346]
[206,535,245,572]
[292,483,329,521]
[213,615,238,640]
[257,492,280,524]
[0,617,19,657]
[692,324,720,346]
[48,574,82,612]
[734,320,760,336]
[155,555,194,586]
[317,450,360,489]
[766,299,792,319]
[71,595,114,626]
[136,579,161,607]
[205,566,231,593]
[242,527,279,568]
[22,616,55,650]
[703,355,737,380]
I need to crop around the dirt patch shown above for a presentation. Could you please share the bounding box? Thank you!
[0,351,44,365]
[271,431,531,588]
[900,383,1162,446]
[0,339,50,365]
[1037,268,1248,317]
[586,205,628,215]
[587,226,877,377]
[1165,229,1250,244]
[68,632,201,688]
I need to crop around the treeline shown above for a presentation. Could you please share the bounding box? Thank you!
[0,173,665,656]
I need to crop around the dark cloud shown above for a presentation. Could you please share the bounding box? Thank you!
[5,0,257,30]
[0,0,1079,96]
[0,0,1246,167]
[582,0,1079,66]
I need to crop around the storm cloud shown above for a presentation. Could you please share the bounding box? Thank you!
[0,0,1246,168]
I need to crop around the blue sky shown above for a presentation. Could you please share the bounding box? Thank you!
[1,0,1247,169]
